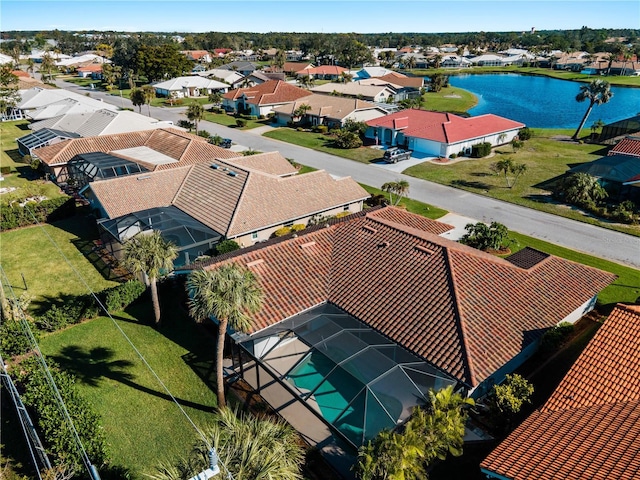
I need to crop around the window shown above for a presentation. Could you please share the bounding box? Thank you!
[252,232,258,240]
[343,205,350,212]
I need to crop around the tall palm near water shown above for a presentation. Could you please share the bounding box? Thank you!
[123,231,177,327]
[572,80,613,141]
[186,264,263,408]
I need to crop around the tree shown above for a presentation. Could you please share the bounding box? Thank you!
[130,88,145,113]
[343,118,368,137]
[274,49,286,71]
[100,63,121,90]
[94,43,114,60]
[123,231,178,327]
[292,103,311,124]
[208,91,223,105]
[141,85,156,116]
[490,374,534,416]
[135,44,193,83]
[186,264,263,408]
[26,57,35,77]
[571,80,613,140]
[429,73,448,93]
[459,221,511,251]
[185,102,205,133]
[559,172,608,207]
[0,66,21,118]
[333,130,362,149]
[39,53,56,82]
[381,180,410,206]
[490,158,527,188]
[150,407,304,480]
[590,118,605,138]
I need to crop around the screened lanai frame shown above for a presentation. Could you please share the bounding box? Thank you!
[66,152,149,188]
[237,303,457,448]
[98,206,222,267]
[17,128,80,156]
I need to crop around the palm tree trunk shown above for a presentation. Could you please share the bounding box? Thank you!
[150,278,161,327]
[572,102,595,140]
[216,317,228,409]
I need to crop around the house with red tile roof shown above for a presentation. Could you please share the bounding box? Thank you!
[31,127,237,181]
[85,152,368,266]
[76,64,103,79]
[366,109,525,157]
[182,206,614,451]
[222,80,312,116]
[610,135,640,158]
[481,303,640,480]
[181,50,212,63]
[295,65,348,80]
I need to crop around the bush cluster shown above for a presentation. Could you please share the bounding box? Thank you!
[0,316,40,358]
[236,118,248,127]
[0,166,11,175]
[538,322,574,355]
[103,280,146,312]
[0,197,75,230]
[471,142,492,158]
[333,130,363,149]
[517,127,533,140]
[35,294,100,332]
[313,125,329,134]
[215,239,240,255]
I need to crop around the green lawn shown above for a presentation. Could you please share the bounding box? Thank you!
[0,216,118,309]
[422,85,477,114]
[38,300,219,477]
[360,184,448,220]
[203,111,272,130]
[403,129,640,236]
[264,128,383,163]
[1,120,31,171]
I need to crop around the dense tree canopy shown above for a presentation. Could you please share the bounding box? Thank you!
[134,43,194,82]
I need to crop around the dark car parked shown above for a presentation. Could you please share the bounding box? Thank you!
[383,148,412,163]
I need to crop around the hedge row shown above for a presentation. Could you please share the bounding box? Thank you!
[0,197,76,230]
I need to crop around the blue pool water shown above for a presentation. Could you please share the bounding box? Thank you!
[445,73,640,128]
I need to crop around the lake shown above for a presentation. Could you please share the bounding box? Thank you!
[446,73,640,129]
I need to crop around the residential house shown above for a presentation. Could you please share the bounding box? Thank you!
[356,78,421,102]
[55,54,110,73]
[296,65,348,81]
[469,54,511,67]
[12,87,118,121]
[222,80,312,116]
[85,151,368,266]
[310,82,397,103]
[481,304,640,480]
[271,94,388,128]
[76,64,103,79]
[221,60,258,74]
[397,52,430,69]
[366,109,524,157]
[377,71,424,89]
[352,66,395,80]
[152,76,229,98]
[17,129,81,157]
[29,109,176,137]
[181,206,614,450]
[568,154,640,201]
[609,135,640,158]
[600,115,640,144]
[30,127,237,182]
[440,55,472,68]
[213,48,232,58]
[181,50,213,64]
[230,71,285,89]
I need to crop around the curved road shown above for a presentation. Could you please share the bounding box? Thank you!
[55,80,640,268]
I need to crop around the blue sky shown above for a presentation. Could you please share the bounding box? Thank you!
[2,0,638,33]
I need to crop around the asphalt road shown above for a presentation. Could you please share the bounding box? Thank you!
[54,79,640,268]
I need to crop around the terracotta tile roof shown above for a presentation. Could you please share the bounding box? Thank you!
[224,152,298,176]
[12,70,30,78]
[77,64,103,72]
[377,72,424,88]
[89,167,191,218]
[271,94,384,121]
[32,128,236,167]
[296,65,348,76]
[283,62,313,73]
[367,109,525,143]
[198,208,615,387]
[610,136,640,158]
[481,304,640,480]
[223,80,311,106]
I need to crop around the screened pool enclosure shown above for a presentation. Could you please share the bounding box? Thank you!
[235,303,457,447]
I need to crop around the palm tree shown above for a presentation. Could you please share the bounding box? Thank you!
[130,88,145,114]
[381,180,410,206]
[185,102,205,133]
[571,80,613,141]
[274,49,286,72]
[123,231,178,327]
[26,58,35,77]
[292,103,311,124]
[562,172,608,207]
[39,53,56,82]
[141,85,156,117]
[186,264,263,409]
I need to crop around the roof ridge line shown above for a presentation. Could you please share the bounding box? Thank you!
[171,165,197,204]
[223,168,251,238]
[443,248,477,387]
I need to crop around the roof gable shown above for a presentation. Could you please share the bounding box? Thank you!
[224,80,311,105]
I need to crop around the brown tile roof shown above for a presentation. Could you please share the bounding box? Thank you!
[16,77,56,90]
[271,94,384,121]
[224,152,298,176]
[377,72,424,88]
[33,128,237,167]
[282,62,314,74]
[610,136,640,158]
[223,80,311,106]
[481,304,640,480]
[89,167,191,218]
[198,208,616,387]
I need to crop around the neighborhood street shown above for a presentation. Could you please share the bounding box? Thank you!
[55,79,640,268]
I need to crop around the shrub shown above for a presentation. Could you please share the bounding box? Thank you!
[197,130,211,139]
[459,221,511,251]
[273,226,292,237]
[34,294,99,332]
[0,317,39,358]
[210,106,225,114]
[314,125,328,134]
[333,130,363,149]
[518,127,532,140]
[343,118,368,136]
[471,142,492,158]
[490,373,534,416]
[291,224,306,232]
[538,322,574,355]
[236,118,247,127]
[0,197,76,231]
[103,280,146,313]
[449,153,458,159]
[215,239,240,255]
[177,120,194,130]
[335,211,351,219]
[0,166,11,175]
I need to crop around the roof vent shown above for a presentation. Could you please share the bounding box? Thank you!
[362,225,377,234]
[246,259,264,267]
[137,175,151,180]
[211,163,219,169]
[414,244,435,255]
[378,241,390,248]
[228,171,237,177]
[299,241,316,249]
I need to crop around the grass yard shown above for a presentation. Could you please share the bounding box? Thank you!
[1,120,31,171]
[360,184,448,220]
[403,129,640,236]
[0,216,118,310]
[38,298,219,478]
[422,85,478,114]
[203,111,272,130]
[264,128,383,163]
